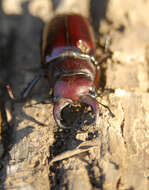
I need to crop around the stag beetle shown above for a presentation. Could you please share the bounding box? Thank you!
[19,13,113,128]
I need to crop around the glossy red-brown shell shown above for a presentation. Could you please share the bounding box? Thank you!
[42,14,100,127]
[42,14,100,88]
[42,14,95,60]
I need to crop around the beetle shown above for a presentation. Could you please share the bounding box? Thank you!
[42,13,100,127]
[20,13,113,128]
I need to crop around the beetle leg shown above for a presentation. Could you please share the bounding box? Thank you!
[104,36,111,53]
[98,36,112,64]
[22,73,44,99]
[6,84,15,99]
[6,72,44,101]
[0,105,4,157]
[98,51,112,64]
[0,86,10,157]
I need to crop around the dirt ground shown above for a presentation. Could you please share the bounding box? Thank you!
[0,0,149,189]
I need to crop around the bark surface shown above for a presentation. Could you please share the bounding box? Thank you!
[0,0,149,189]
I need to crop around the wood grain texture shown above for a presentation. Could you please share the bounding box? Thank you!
[0,0,149,189]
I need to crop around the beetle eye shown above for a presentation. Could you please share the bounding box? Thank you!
[89,86,97,97]
[89,90,96,97]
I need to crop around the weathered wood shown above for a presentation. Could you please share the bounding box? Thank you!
[0,0,149,190]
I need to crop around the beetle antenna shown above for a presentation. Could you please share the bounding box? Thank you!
[6,84,15,100]
[22,72,44,99]
[98,101,115,118]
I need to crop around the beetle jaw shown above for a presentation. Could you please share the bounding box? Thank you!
[53,98,73,128]
[53,95,99,128]
[53,74,99,127]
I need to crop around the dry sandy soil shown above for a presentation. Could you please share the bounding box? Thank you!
[0,0,149,189]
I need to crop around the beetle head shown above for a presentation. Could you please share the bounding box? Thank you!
[53,74,99,127]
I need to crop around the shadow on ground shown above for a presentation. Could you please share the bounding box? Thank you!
[0,2,44,189]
